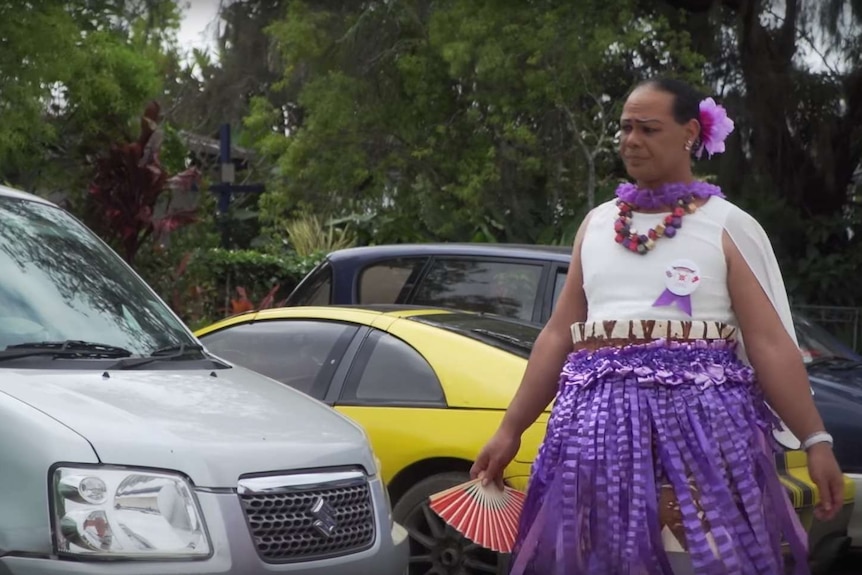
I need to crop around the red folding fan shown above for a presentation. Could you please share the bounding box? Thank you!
[428,478,526,553]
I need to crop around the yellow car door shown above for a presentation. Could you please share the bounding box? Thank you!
[330,324,510,575]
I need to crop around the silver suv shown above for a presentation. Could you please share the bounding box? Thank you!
[0,185,408,574]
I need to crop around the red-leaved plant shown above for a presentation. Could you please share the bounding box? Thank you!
[229,285,286,316]
[88,100,200,264]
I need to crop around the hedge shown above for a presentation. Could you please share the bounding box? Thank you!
[165,248,326,329]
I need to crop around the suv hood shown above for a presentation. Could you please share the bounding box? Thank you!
[0,366,375,488]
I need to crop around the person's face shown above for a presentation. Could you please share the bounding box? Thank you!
[619,86,699,187]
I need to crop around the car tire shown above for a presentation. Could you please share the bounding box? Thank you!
[393,471,510,575]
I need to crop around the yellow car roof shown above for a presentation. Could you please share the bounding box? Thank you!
[195,305,461,336]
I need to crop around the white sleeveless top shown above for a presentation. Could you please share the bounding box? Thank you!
[577,195,806,449]
[581,197,736,325]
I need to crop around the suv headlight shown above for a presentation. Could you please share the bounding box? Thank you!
[51,466,210,559]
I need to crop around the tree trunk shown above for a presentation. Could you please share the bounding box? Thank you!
[736,0,851,217]
[562,106,597,209]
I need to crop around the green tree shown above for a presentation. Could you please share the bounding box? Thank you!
[651,0,862,305]
[246,0,702,246]
[164,0,286,136]
[0,0,183,194]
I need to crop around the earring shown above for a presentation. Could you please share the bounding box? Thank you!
[684,139,693,152]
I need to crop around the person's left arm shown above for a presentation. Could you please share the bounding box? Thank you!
[724,231,843,520]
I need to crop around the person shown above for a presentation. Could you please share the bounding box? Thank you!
[469,77,845,575]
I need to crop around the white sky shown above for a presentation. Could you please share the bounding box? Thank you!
[176,0,221,58]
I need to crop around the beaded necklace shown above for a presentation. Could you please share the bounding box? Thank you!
[613,181,725,255]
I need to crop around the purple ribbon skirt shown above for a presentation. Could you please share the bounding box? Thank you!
[510,339,810,575]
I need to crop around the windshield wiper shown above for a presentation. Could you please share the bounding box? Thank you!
[806,356,862,371]
[0,340,133,362]
[105,343,209,370]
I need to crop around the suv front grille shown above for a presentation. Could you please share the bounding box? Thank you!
[238,469,376,562]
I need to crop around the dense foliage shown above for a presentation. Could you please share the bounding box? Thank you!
[1,0,860,330]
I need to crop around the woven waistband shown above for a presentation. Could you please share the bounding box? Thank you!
[571,320,738,349]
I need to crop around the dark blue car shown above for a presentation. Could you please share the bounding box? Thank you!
[287,243,862,551]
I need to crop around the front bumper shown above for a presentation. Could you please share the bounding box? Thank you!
[0,478,409,575]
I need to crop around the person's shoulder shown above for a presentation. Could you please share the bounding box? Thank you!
[703,196,762,228]
[590,198,618,217]
[578,198,617,227]
[705,196,776,252]
[573,199,618,247]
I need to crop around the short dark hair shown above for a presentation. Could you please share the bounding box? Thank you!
[636,77,706,125]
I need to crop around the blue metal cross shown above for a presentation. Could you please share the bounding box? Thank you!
[209,124,265,247]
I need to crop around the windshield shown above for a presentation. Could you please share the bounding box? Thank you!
[0,195,196,358]
[793,314,858,364]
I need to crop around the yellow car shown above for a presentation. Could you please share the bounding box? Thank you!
[195,305,854,575]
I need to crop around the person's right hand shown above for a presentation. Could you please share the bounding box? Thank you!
[470,427,521,489]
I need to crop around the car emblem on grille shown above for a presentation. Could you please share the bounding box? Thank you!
[310,497,339,538]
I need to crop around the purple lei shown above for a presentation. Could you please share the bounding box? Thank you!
[615,181,725,210]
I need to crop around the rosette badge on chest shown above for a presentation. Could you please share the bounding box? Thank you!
[652,259,701,316]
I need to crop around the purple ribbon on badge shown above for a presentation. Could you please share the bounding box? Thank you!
[652,289,693,316]
[654,259,700,317]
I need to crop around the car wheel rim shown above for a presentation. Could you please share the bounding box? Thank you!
[403,500,500,574]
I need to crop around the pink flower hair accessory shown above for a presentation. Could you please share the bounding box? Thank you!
[696,97,734,159]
